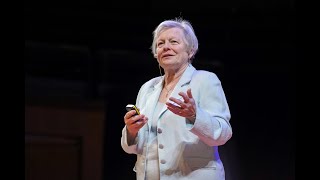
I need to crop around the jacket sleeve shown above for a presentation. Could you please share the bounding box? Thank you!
[120,126,138,154]
[120,81,149,154]
[189,72,232,146]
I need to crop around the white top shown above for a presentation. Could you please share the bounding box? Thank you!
[145,101,165,180]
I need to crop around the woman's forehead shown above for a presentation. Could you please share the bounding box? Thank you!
[157,28,185,39]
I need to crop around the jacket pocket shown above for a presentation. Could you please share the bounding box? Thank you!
[184,157,217,171]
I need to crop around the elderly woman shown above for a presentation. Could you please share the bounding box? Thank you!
[121,18,232,180]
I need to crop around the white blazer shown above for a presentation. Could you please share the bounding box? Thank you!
[121,64,232,180]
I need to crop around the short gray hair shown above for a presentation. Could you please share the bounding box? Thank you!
[151,18,199,62]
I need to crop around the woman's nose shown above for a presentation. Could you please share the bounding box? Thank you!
[163,41,170,50]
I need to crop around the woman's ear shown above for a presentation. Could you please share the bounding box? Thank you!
[188,51,194,59]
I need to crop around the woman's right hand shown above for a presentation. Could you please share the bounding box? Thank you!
[124,110,148,138]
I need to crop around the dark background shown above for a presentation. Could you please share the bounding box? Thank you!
[25,0,295,179]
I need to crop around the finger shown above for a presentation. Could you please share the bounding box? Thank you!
[166,101,182,109]
[124,111,135,124]
[167,106,181,115]
[131,114,145,124]
[124,112,131,124]
[187,88,193,99]
[168,97,183,105]
[131,117,148,129]
[179,92,189,103]
[167,106,188,117]
[126,114,145,125]
[167,97,186,109]
[124,110,138,119]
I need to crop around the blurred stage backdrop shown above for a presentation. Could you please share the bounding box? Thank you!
[25,1,295,180]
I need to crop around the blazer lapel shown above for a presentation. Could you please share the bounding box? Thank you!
[143,77,164,130]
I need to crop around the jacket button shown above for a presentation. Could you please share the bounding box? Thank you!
[157,128,162,134]
[160,159,166,164]
[159,144,164,149]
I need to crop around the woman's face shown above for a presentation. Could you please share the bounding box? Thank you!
[155,27,191,70]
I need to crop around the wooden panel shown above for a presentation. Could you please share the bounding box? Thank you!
[25,135,81,180]
[25,105,104,180]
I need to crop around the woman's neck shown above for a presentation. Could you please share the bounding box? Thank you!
[164,63,188,85]
[161,64,188,99]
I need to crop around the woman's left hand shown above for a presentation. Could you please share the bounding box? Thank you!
[166,88,196,122]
